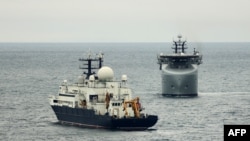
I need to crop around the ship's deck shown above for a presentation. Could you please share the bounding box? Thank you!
[158,54,201,58]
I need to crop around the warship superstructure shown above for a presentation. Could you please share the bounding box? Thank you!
[157,35,202,96]
[49,52,158,130]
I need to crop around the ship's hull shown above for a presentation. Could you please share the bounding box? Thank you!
[161,64,198,97]
[51,106,158,130]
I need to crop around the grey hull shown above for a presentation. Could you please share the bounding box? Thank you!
[161,64,198,96]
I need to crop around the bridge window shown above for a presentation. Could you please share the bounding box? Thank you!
[89,95,98,102]
[112,103,121,106]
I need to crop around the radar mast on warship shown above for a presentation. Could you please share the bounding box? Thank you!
[49,52,158,130]
[157,35,203,96]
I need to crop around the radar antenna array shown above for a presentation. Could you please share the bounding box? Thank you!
[79,52,104,79]
[172,35,187,53]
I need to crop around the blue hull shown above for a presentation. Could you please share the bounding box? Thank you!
[51,106,158,130]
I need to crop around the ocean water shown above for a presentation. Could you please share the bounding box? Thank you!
[0,43,250,141]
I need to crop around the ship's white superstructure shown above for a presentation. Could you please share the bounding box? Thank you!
[49,66,135,118]
[157,35,202,96]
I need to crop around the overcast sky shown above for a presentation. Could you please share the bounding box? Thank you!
[0,0,249,42]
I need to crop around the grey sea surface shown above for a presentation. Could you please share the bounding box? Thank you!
[0,43,250,141]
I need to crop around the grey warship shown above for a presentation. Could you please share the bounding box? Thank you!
[157,35,202,96]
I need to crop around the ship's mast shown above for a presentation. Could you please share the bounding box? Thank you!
[79,52,104,79]
[172,35,187,54]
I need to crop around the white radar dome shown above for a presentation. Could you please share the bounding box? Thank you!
[121,75,127,81]
[78,76,85,84]
[97,66,114,81]
[89,75,95,81]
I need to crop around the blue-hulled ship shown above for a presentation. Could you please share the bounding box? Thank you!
[49,52,158,130]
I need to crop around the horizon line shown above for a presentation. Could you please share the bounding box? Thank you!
[1,41,250,44]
